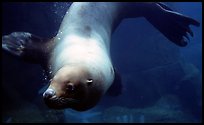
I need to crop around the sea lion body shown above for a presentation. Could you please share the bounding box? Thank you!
[2,2,200,111]
[46,3,117,110]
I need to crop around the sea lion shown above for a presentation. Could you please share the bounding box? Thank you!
[2,2,200,111]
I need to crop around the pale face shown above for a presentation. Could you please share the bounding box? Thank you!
[43,65,105,111]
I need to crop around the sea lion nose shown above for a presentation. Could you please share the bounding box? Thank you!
[43,88,56,99]
[67,83,75,91]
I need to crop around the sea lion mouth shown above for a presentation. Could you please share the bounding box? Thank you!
[44,95,80,109]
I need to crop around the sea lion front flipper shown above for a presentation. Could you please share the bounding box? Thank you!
[106,69,122,96]
[144,2,200,47]
[2,32,54,64]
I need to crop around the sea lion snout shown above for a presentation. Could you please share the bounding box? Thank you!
[42,65,106,111]
[43,88,56,100]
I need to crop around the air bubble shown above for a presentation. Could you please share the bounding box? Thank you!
[44,77,47,81]
[42,70,49,82]
[48,65,52,70]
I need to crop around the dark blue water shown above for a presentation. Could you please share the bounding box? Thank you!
[2,2,202,123]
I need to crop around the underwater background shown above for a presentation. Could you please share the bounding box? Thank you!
[2,2,202,123]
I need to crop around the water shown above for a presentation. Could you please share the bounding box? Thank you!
[2,2,202,123]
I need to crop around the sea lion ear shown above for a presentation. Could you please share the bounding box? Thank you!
[106,68,123,96]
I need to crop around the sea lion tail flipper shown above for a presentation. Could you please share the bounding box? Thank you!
[2,32,54,64]
[145,2,200,47]
[106,69,122,96]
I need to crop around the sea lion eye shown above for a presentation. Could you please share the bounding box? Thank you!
[86,79,93,86]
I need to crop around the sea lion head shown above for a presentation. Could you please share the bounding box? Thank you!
[42,65,105,111]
